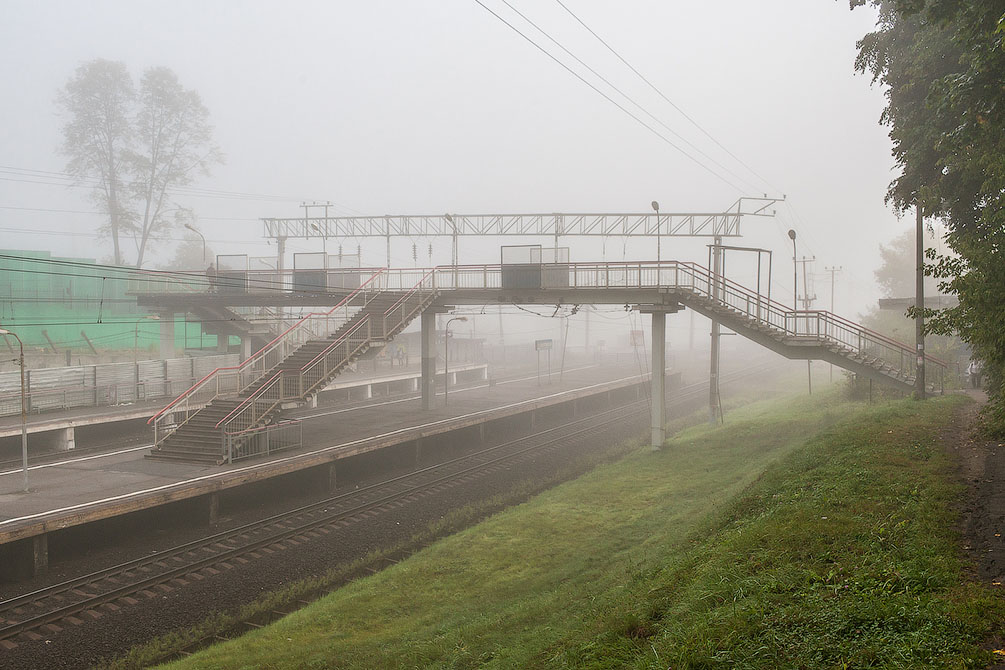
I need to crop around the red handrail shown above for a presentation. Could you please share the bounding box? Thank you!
[148,268,386,424]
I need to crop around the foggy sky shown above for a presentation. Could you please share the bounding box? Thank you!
[0,1,920,319]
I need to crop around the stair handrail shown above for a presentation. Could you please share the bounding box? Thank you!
[148,269,386,443]
[217,274,438,440]
[417,260,946,382]
[216,318,374,432]
[382,268,437,338]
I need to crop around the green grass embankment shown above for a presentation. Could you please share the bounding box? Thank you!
[161,391,1001,669]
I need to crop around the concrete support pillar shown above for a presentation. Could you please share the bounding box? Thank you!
[32,534,47,576]
[159,315,176,359]
[478,423,486,444]
[651,311,667,451]
[415,438,423,467]
[208,492,220,526]
[56,426,75,451]
[421,308,437,410]
[364,384,372,400]
[216,334,228,354]
[412,378,419,392]
[327,463,337,494]
[240,336,252,362]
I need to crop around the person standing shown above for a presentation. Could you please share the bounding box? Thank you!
[206,263,217,293]
[967,359,983,389]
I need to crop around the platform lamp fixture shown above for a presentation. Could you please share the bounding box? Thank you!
[0,328,28,493]
[184,223,206,264]
[444,316,468,406]
[651,201,660,263]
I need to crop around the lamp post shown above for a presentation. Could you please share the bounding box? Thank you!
[651,201,660,263]
[444,316,468,406]
[445,213,458,289]
[184,223,206,264]
[787,229,798,311]
[0,329,28,493]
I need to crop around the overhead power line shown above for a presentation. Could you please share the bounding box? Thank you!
[495,0,763,194]
[552,0,781,195]
[471,0,745,193]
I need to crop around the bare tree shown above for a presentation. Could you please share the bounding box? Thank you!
[127,67,222,268]
[58,61,222,267]
[57,60,134,265]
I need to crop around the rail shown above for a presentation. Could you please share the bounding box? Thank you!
[149,269,386,446]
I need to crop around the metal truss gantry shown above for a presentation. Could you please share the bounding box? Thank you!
[261,197,782,242]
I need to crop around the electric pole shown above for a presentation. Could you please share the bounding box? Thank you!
[825,265,842,382]
[795,255,816,393]
[915,203,926,399]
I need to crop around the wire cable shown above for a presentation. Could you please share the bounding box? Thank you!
[471,0,745,193]
[552,0,781,195]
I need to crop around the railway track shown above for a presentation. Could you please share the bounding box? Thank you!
[0,365,767,649]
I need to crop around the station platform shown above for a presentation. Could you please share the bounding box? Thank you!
[0,364,653,576]
[0,362,489,450]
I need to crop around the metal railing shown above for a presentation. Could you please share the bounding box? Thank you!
[379,260,946,387]
[148,269,387,446]
[215,270,440,445]
[223,419,303,464]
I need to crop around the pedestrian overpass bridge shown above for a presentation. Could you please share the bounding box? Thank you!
[131,260,945,463]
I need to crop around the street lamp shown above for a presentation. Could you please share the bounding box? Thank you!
[445,213,458,288]
[309,222,328,260]
[0,328,28,493]
[651,201,660,263]
[444,316,468,406]
[787,229,798,311]
[184,224,206,265]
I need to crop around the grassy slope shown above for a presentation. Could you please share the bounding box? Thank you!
[162,392,1001,669]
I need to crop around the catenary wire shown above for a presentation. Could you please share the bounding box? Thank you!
[471,0,745,193]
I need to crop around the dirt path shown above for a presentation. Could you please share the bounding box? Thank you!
[946,391,1005,664]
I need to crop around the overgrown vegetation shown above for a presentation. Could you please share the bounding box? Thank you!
[156,391,999,668]
[852,0,1005,434]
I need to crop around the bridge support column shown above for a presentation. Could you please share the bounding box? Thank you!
[421,308,437,410]
[327,463,337,493]
[208,492,220,526]
[650,311,667,451]
[240,336,252,362]
[159,315,176,359]
[56,426,75,451]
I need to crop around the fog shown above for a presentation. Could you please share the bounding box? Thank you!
[1,0,916,326]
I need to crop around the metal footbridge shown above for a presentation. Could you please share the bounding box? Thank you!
[143,260,945,464]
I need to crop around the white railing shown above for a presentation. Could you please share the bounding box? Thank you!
[149,269,387,445]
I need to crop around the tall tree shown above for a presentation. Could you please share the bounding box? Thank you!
[57,59,135,265]
[853,0,1005,433]
[127,67,222,268]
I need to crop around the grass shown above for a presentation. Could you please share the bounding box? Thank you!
[157,390,1001,669]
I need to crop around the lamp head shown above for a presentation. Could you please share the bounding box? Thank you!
[0,328,8,335]
[787,229,797,241]
[651,200,659,212]
[444,213,454,223]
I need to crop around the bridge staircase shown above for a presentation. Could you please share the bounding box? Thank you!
[147,270,437,464]
[665,265,944,394]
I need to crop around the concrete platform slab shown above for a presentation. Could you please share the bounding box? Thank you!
[0,364,651,547]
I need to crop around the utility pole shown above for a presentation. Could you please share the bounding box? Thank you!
[709,235,722,424]
[825,265,842,382]
[795,255,816,393]
[915,203,926,399]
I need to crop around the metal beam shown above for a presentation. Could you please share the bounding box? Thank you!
[262,197,782,242]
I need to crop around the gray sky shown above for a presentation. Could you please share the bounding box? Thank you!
[0,0,923,318]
